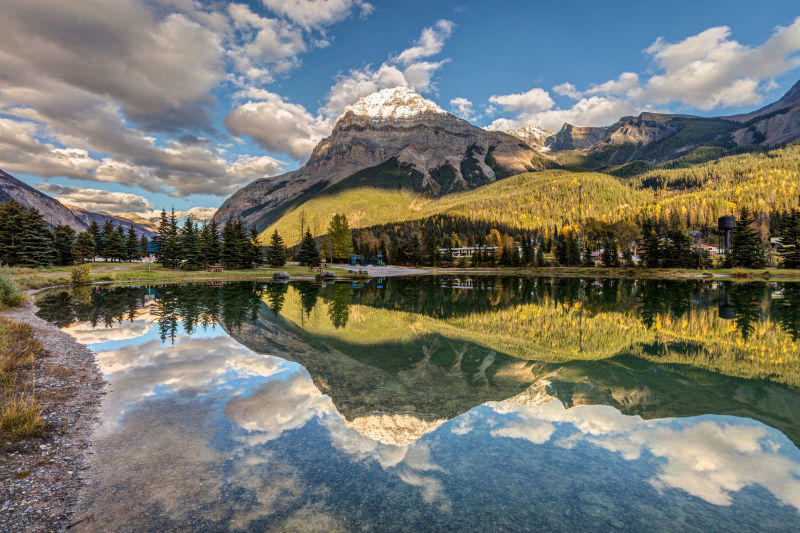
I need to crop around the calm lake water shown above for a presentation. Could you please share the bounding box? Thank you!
[37,277,800,532]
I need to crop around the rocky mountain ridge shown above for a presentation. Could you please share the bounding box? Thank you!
[545,80,800,162]
[213,87,545,229]
[0,169,154,236]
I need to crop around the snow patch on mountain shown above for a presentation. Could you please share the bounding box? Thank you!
[344,87,446,119]
[504,125,554,150]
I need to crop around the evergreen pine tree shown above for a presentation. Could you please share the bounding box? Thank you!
[73,231,96,262]
[663,224,693,268]
[155,209,169,266]
[86,220,101,261]
[104,226,127,262]
[730,207,766,268]
[442,245,454,265]
[165,209,180,268]
[126,226,139,261]
[565,233,581,266]
[248,227,262,267]
[266,229,287,268]
[297,228,321,267]
[779,208,800,268]
[640,219,661,268]
[221,216,242,269]
[53,225,76,265]
[0,200,24,265]
[180,217,202,270]
[601,236,620,267]
[139,234,149,259]
[17,207,55,267]
[535,245,545,266]
[554,235,567,265]
[100,220,115,260]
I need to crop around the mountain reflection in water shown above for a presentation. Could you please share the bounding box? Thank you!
[36,277,800,532]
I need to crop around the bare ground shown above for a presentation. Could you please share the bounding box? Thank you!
[0,301,105,532]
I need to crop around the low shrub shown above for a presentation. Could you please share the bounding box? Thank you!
[70,264,91,285]
[0,277,24,308]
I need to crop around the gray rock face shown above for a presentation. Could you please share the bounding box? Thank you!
[548,113,683,152]
[547,123,611,151]
[728,80,800,147]
[213,87,540,230]
[0,169,85,230]
[0,169,153,236]
[504,125,553,149]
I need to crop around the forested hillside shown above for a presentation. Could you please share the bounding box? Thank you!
[264,144,800,246]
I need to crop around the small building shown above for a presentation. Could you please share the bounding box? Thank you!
[691,243,719,255]
[438,246,499,258]
[205,265,224,272]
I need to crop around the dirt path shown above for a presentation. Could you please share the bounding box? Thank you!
[329,264,427,277]
[0,301,105,532]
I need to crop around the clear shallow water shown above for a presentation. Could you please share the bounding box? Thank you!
[37,278,800,532]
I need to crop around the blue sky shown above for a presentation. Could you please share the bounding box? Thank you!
[0,0,798,221]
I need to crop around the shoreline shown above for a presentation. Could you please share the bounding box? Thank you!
[7,263,800,293]
[0,300,105,532]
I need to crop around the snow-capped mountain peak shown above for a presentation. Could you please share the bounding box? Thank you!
[344,86,447,119]
[504,124,554,149]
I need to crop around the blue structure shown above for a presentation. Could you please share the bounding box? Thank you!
[350,254,385,266]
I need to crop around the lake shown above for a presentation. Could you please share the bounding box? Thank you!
[37,277,800,532]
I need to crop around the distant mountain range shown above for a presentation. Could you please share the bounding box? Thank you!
[214,81,800,233]
[0,169,155,237]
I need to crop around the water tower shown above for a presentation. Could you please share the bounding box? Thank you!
[718,215,735,253]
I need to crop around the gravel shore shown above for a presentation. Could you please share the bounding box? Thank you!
[0,300,105,532]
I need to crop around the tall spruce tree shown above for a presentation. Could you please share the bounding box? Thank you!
[779,208,800,268]
[104,226,127,262]
[266,229,287,268]
[180,217,202,270]
[221,217,243,269]
[99,220,115,260]
[663,223,694,268]
[297,228,321,267]
[86,220,101,261]
[730,207,766,268]
[53,225,76,265]
[601,236,620,267]
[248,227,262,267]
[73,231,96,262]
[139,234,149,259]
[0,200,23,265]
[17,207,55,267]
[126,226,139,261]
[155,209,180,268]
[640,219,661,268]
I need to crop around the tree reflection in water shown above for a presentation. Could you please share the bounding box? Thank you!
[34,277,800,386]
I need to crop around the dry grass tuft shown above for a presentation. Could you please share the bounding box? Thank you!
[0,394,44,441]
[0,318,46,441]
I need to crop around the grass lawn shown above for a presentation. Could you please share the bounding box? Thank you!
[2,262,356,290]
